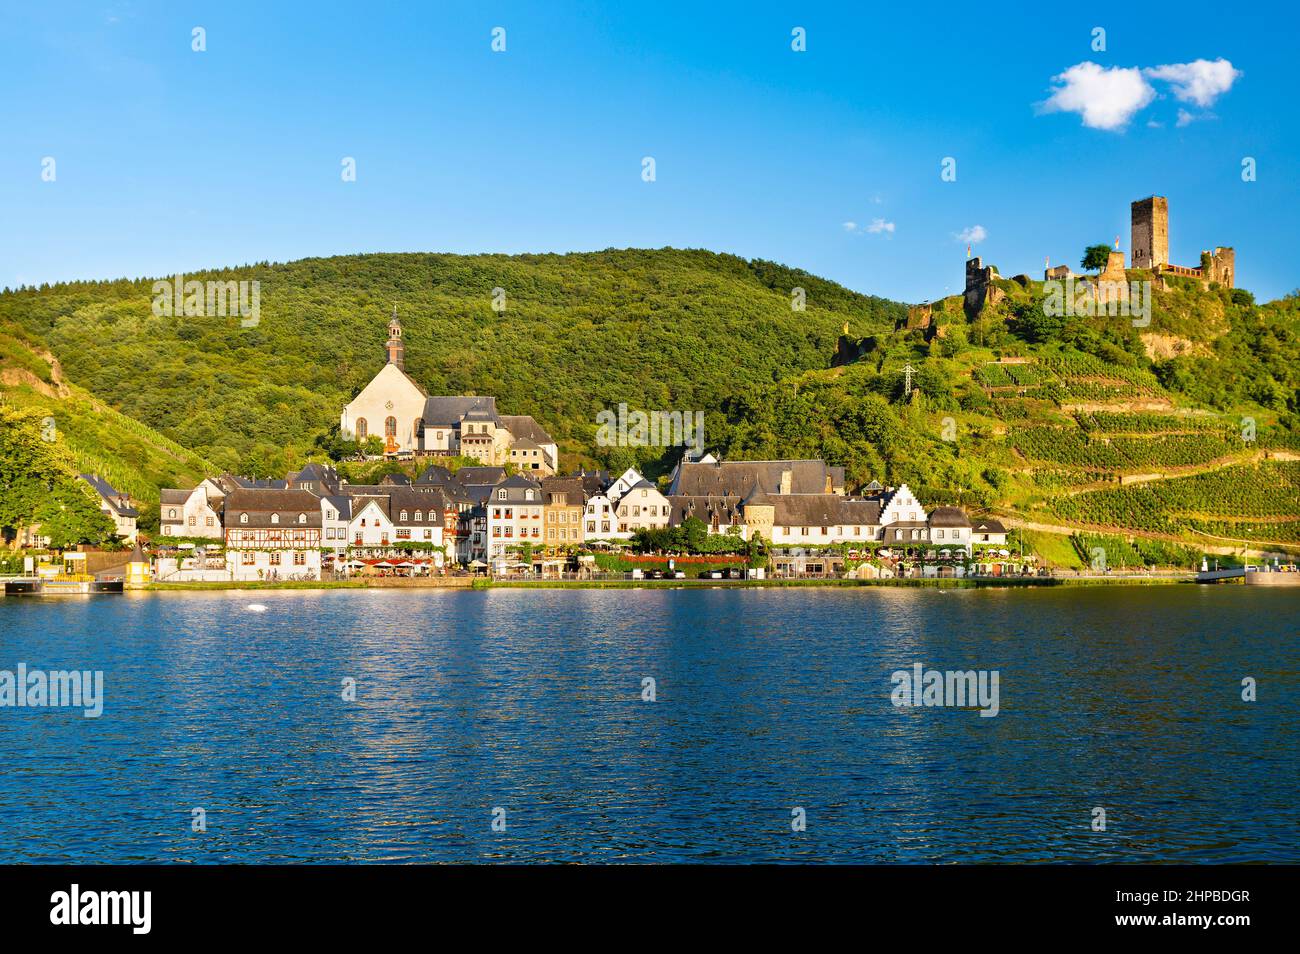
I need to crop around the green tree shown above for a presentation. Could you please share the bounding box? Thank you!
[1081,244,1112,272]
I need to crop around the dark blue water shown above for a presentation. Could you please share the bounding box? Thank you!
[0,586,1295,863]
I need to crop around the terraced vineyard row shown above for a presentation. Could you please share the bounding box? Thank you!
[1012,427,1243,469]
[1050,463,1300,535]
[1069,532,1200,568]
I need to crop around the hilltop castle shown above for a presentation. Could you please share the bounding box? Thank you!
[1130,196,1234,288]
[960,195,1236,316]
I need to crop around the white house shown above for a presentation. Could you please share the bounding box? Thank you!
[159,478,226,538]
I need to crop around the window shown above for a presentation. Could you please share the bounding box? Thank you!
[801,527,809,536]
[385,416,397,438]
[294,552,306,566]
[935,529,944,540]
[414,511,422,522]
[356,418,368,440]
[525,490,534,501]
[270,513,280,525]
[298,513,307,524]
[188,515,196,526]
[206,516,214,526]
[399,510,408,522]
[167,508,177,519]
[587,521,595,532]
[240,513,248,524]
[269,552,281,566]
[498,490,506,500]
[397,529,411,540]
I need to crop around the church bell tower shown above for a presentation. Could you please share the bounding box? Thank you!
[385,304,405,370]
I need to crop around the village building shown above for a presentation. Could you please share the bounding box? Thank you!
[486,473,543,565]
[78,474,139,542]
[613,479,672,535]
[159,478,225,538]
[971,518,1009,546]
[540,476,585,552]
[222,488,324,580]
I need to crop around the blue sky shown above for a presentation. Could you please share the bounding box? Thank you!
[2,1,1295,302]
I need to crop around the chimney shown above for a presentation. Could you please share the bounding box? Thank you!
[779,469,792,495]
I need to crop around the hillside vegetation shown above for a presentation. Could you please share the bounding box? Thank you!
[1,250,1297,555]
[0,321,214,537]
[0,249,904,477]
[715,270,1300,551]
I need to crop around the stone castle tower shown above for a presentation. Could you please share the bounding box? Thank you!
[385,305,405,370]
[1131,196,1169,269]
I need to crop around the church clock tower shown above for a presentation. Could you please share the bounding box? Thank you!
[386,304,405,370]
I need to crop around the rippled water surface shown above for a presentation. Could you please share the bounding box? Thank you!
[0,586,1295,863]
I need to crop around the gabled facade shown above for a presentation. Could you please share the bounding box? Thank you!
[485,474,543,563]
[158,478,225,538]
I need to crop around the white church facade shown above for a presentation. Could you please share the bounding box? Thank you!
[340,309,557,473]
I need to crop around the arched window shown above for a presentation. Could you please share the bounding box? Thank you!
[385,416,397,438]
[168,508,177,519]
[271,513,280,524]
[239,513,248,524]
[356,418,368,440]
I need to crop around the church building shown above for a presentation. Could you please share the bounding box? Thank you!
[340,309,558,472]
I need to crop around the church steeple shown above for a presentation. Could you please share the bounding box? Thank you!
[386,304,405,370]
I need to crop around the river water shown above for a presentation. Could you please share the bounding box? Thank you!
[0,586,1294,863]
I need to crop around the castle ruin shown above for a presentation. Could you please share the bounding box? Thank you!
[1131,195,1234,289]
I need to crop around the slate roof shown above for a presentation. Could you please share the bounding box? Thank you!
[79,474,139,518]
[224,489,324,528]
[422,396,500,427]
[668,494,746,526]
[973,519,1008,534]
[928,506,972,528]
[455,466,506,486]
[539,476,585,506]
[770,495,881,527]
[668,459,845,498]
[488,474,543,505]
[499,414,554,446]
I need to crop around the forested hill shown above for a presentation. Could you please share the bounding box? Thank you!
[0,249,906,476]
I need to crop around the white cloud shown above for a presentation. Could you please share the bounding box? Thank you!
[955,225,987,244]
[1042,61,1155,131]
[844,218,895,236]
[1144,58,1241,107]
[1176,108,1196,127]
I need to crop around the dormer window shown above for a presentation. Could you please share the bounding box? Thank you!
[414,511,422,521]
[239,513,248,524]
[271,513,280,524]
[400,510,409,522]
[498,490,506,500]
[525,490,534,501]
[298,513,307,524]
